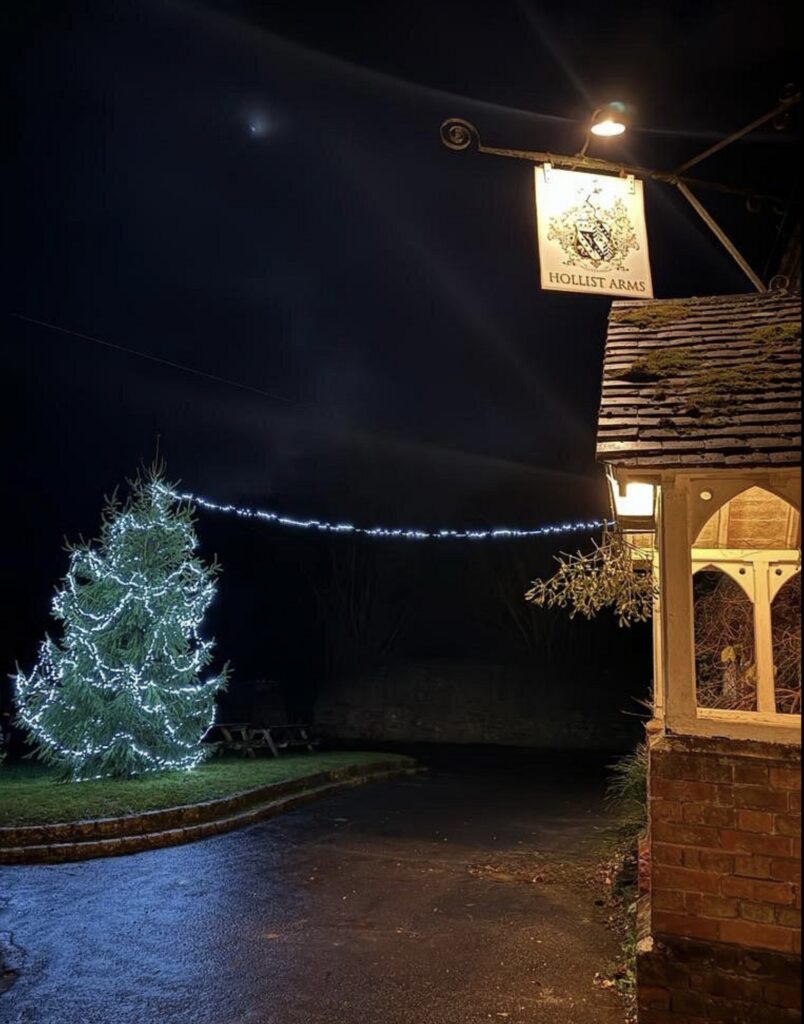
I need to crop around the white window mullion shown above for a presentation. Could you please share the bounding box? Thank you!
[753,560,777,715]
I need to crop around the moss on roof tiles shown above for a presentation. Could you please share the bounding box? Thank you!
[613,321,800,418]
[609,302,689,329]
[598,293,801,468]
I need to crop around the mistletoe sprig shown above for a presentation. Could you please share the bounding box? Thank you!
[526,527,657,627]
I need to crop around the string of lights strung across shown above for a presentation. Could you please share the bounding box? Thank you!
[179,491,609,541]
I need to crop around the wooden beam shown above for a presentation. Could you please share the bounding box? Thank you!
[753,560,777,715]
[659,481,698,732]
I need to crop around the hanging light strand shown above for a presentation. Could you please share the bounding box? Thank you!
[177,490,609,541]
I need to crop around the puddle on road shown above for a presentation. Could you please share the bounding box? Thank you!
[0,931,25,995]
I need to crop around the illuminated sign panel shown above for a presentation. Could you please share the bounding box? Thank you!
[535,167,653,298]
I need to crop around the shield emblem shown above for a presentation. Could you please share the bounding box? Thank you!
[573,217,613,262]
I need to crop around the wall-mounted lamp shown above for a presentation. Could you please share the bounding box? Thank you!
[608,470,657,532]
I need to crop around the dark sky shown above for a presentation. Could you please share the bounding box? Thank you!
[3,0,800,697]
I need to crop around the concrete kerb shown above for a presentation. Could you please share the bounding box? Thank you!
[0,759,421,864]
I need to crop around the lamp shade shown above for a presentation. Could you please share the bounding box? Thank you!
[608,471,657,531]
[590,102,628,137]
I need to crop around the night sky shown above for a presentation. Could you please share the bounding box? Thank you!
[3,1,800,726]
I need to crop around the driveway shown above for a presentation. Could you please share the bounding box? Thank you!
[1,751,626,1024]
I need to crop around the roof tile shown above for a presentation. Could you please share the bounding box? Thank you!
[596,291,801,470]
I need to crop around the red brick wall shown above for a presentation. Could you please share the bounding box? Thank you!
[638,733,801,1023]
[638,935,802,1024]
[648,734,801,956]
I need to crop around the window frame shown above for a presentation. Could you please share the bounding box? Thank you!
[692,550,801,718]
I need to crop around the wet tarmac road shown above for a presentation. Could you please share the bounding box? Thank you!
[1,752,626,1024]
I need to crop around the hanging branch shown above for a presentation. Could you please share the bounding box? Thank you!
[694,570,801,715]
[694,572,757,711]
[525,527,656,627]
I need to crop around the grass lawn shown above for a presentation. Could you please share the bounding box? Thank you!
[0,751,412,827]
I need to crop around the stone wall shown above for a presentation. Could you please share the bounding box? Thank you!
[314,659,640,751]
[638,732,802,1023]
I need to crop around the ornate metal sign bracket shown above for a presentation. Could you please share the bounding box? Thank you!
[440,91,800,294]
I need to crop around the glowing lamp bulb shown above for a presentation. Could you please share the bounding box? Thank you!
[607,469,656,528]
[589,102,629,139]
[614,482,655,518]
[591,119,627,137]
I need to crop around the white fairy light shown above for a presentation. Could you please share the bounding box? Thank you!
[177,490,608,541]
[15,476,606,782]
[15,478,228,781]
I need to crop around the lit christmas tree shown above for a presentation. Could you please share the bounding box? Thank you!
[15,470,228,780]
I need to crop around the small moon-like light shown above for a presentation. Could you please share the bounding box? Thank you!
[246,113,271,138]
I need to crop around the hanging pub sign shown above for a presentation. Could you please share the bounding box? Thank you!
[534,166,653,298]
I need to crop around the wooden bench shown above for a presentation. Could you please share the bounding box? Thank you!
[207,722,318,758]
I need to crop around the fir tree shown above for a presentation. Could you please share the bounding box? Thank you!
[15,470,228,780]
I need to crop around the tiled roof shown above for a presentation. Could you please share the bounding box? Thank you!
[596,290,801,470]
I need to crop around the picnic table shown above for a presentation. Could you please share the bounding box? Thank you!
[207,722,318,758]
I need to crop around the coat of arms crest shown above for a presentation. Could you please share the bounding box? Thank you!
[547,184,640,271]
